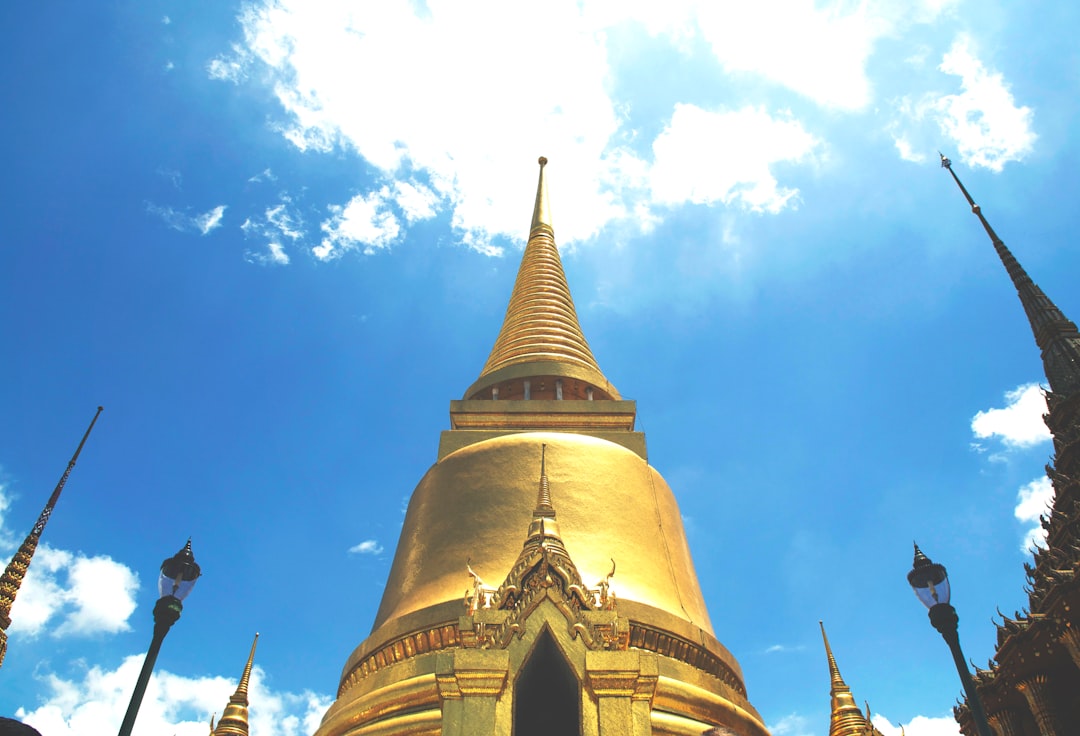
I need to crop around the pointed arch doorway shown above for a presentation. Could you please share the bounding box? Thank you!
[513,628,581,736]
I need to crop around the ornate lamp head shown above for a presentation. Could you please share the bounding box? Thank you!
[158,539,201,601]
[907,543,950,610]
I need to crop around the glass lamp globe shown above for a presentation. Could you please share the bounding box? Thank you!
[907,543,950,610]
[158,539,201,601]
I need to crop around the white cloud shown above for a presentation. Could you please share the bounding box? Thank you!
[316,188,402,260]
[651,104,819,213]
[764,643,804,654]
[934,34,1036,171]
[147,203,227,236]
[241,202,303,265]
[16,657,331,736]
[248,168,278,184]
[0,486,139,638]
[194,206,227,235]
[207,44,250,83]
[893,134,927,163]
[392,180,441,223]
[1014,476,1053,553]
[9,546,139,638]
[971,383,1050,449]
[693,0,886,110]
[768,713,814,736]
[874,713,961,736]
[348,540,384,555]
[212,0,843,257]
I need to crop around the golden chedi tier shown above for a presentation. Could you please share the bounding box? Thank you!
[314,159,768,736]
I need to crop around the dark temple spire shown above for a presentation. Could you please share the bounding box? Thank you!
[941,154,1080,395]
[0,406,104,668]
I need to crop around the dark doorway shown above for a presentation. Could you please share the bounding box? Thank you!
[513,629,581,736]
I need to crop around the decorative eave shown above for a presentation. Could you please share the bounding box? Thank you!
[462,446,621,650]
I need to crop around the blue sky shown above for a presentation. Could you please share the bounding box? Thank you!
[1,1,1077,734]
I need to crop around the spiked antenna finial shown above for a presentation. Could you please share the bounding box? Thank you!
[820,620,846,691]
[940,155,1080,394]
[531,156,552,235]
[534,444,555,518]
[234,632,259,702]
[0,406,104,668]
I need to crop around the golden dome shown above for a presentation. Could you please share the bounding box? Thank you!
[373,432,712,633]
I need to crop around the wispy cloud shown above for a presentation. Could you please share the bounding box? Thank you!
[348,539,384,555]
[971,383,1050,449]
[768,713,814,736]
[764,643,805,654]
[241,201,302,265]
[16,657,330,736]
[156,168,182,190]
[248,168,278,184]
[147,203,227,235]
[207,44,250,84]
[1014,476,1053,553]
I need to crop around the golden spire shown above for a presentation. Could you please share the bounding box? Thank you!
[212,633,259,736]
[525,444,564,546]
[466,157,619,401]
[820,621,882,736]
[0,406,103,669]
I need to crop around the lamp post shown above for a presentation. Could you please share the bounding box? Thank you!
[906,543,992,736]
[117,540,201,736]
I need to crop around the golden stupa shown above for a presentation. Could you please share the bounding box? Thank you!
[314,158,769,736]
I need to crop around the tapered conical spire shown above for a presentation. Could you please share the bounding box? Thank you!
[0,406,103,668]
[941,154,1080,395]
[820,622,882,736]
[212,633,259,736]
[525,444,564,548]
[465,157,619,401]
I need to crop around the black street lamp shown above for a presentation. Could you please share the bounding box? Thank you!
[117,540,201,736]
[906,543,992,736]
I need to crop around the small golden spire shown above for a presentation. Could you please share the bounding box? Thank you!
[820,621,881,736]
[0,406,103,668]
[526,445,564,546]
[534,444,554,517]
[212,633,259,736]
